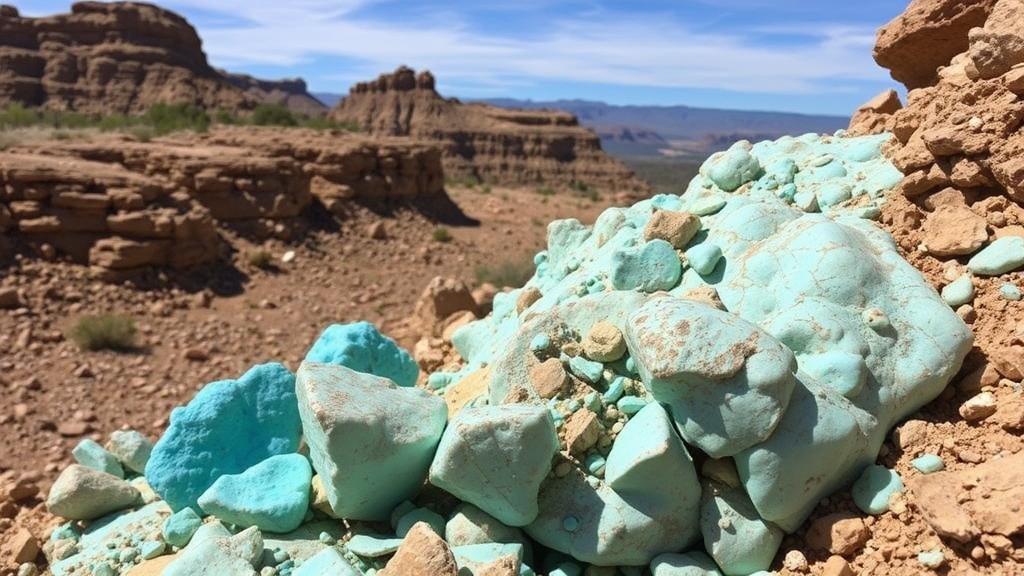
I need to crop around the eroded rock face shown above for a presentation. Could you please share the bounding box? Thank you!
[0,127,444,273]
[0,2,322,114]
[331,66,650,194]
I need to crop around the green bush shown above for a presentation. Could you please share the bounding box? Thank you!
[144,103,210,135]
[432,227,453,243]
[536,186,555,197]
[69,314,137,351]
[247,249,274,269]
[0,104,39,129]
[250,103,298,127]
[474,257,535,288]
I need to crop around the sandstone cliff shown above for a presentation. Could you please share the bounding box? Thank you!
[0,2,322,115]
[220,72,327,116]
[330,66,650,194]
[0,127,444,273]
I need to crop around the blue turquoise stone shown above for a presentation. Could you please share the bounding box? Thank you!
[305,321,419,387]
[197,453,311,533]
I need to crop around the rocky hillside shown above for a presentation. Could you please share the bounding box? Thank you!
[330,66,650,194]
[0,2,322,115]
[220,72,326,117]
[0,127,443,275]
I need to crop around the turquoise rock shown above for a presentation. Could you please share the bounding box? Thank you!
[293,548,360,576]
[139,540,166,560]
[967,236,1024,276]
[651,551,723,576]
[164,524,262,576]
[163,507,202,548]
[625,298,796,458]
[296,362,447,521]
[451,543,525,575]
[445,503,529,548]
[72,439,124,479]
[528,402,700,565]
[145,363,302,512]
[1000,283,1022,301]
[685,242,723,276]
[346,533,403,557]
[305,321,419,387]
[852,465,903,515]
[941,275,974,307]
[691,196,727,216]
[262,520,347,565]
[105,430,153,475]
[568,355,603,384]
[396,507,446,537]
[611,239,682,292]
[705,145,762,192]
[603,376,626,402]
[616,395,647,415]
[198,453,312,533]
[911,454,945,474]
[530,334,551,353]
[550,561,583,576]
[50,502,170,576]
[700,482,783,575]
[430,404,558,527]
[584,453,606,476]
[801,351,867,398]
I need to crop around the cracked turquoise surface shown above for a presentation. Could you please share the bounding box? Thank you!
[434,132,971,570]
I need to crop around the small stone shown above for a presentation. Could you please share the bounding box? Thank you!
[163,507,203,548]
[563,410,601,455]
[17,563,39,576]
[968,236,1024,276]
[367,221,387,239]
[4,528,38,563]
[644,210,701,249]
[72,439,124,479]
[806,512,870,556]
[106,430,154,474]
[529,334,551,354]
[305,322,419,387]
[379,522,458,576]
[911,454,945,474]
[782,550,808,572]
[821,555,854,576]
[917,549,945,569]
[582,321,626,363]
[685,242,723,276]
[46,465,141,520]
[528,358,568,399]
[959,392,997,422]
[197,453,312,533]
[999,283,1022,301]
[940,274,974,307]
[292,548,359,576]
[281,250,296,264]
[395,508,446,538]
[568,355,604,384]
[0,287,21,309]
[616,395,647,415]
[851,465,902,515]
[516,287,542,314]
[140,540,166,560]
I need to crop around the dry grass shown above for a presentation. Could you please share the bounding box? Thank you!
[69,314,137,351]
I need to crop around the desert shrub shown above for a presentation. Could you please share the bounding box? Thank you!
[0,104,39,129]
[144,103,210,135]
[247,249,273,269]
[69,314,137,351]
[474,257,535,288]
[536,186,555,197]
[432,227,453,243]
[250,103,298,127]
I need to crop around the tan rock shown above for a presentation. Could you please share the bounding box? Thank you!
[516,286,542,314]
[478,556,520,576]
[806,513,870,556]
[125,554,179,576]
[444,367,491,416]
[899,164,949,197]
[3,528,39,563]
[920,205,988,257]
[1004,65,1024,94]
[414,277,478,335]
[848,89,902,135]
[959,392,997,422]
[643,209,701,249]
[821,555,854,576]
[528,358,569,400]
[988,345,1024,380]
[310,475,339,518]
[379,522,458,576]
[0,287,21,309]
[582,321,626,362]
[563,409,601,455]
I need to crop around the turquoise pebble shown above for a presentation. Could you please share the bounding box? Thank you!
[1000,283,1022,301]
[941,275,974,307]
[918,549,944,568]
[603,377,626,403]
[685,243,723,276]
[534,251,548,266]
[617,395,647,415]
[624,357,637,375]
[162,507,202,548]
[273,549,290,564]
[562,516,579,532]
[851,464,903,515]
[911,454,945,474]
[968,236,1024,276]
[305,322,419,387]
[585,454,606,476]
[690,196,727,216]
[139,540,165,560]
[568,356,604,384]
[395,507,446,538]
[72,439,124,479]
[550,562,583,576]
[584,391,602,412]
[427,372,452,390]
[530,334,551,353]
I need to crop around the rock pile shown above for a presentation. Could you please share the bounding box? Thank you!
[0,126,444,273]
[37,131,975,575]
[330,66,650,194]
[849,0,1024,407]
[0,2,323,115]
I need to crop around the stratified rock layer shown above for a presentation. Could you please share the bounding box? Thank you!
[331,66,649,194]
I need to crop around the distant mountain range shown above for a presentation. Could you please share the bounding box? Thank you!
[316,93,848,161]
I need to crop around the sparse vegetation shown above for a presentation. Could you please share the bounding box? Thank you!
[536,186,555,197]
[445,175,482,189]
[474,257,535,288]
[247,249,274,269]
[432,227,453,243]
[250,103,298,127]
[69,314,137,352]
[624,158,702,196]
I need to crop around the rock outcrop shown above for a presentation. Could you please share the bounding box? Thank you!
[220,72,327,116]
[0,2,322,114]
[0,126,444,273]
[331,67,649,194]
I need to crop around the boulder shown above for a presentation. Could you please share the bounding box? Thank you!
[197,453,311,533]
[700,482,783,575]
[305,322,419,387]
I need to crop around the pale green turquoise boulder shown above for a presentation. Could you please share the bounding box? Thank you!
[164,524,262,576]
[72,439,124,479]
[145,363,302,512]
[430,404,557,527]
[198,453,312,533]
[105,430,153,475]
[296,362,447,521]
[651,551,723,576]
[704,144,762,192]
[305,321,419,387]
[446,503,530,548]
[967,236,1024,276]
[610,239,682,292]
[852,464,903,515]
[700,482,783,575]
[452,542,527,575]
[293,548,361,576]
[625,298,796,458]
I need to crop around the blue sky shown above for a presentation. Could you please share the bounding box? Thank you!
[21,0,906,116]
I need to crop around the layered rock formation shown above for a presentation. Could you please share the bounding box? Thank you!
[220,72,327,116]
[0,2,321,114]
[851,0,1024,378]
[0,127,444,273]
[331,67,649,194]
